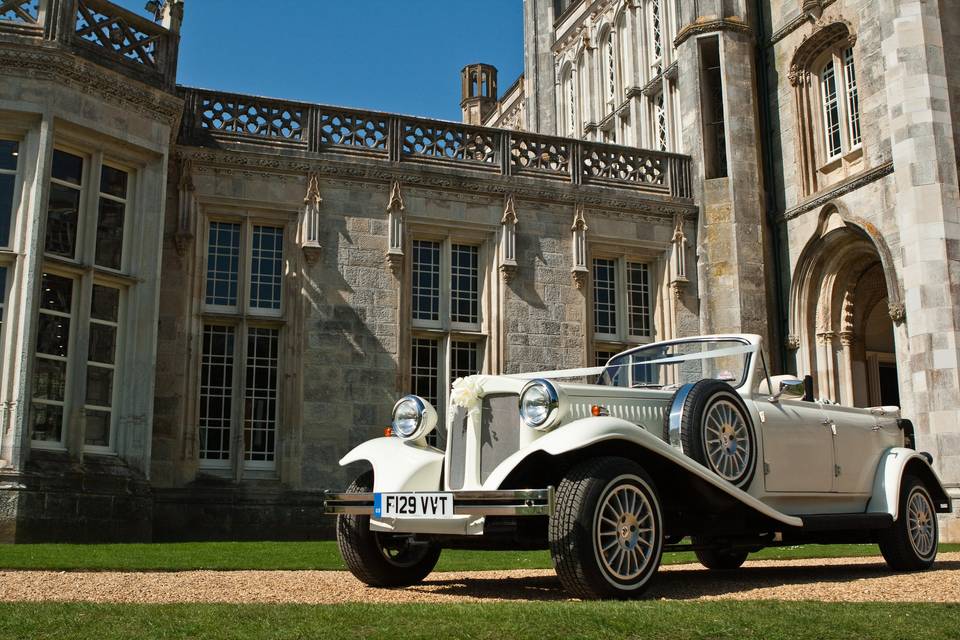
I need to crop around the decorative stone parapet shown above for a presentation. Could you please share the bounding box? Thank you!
[0,0,180,90]
[178,87,695,200]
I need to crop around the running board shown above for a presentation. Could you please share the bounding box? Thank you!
[795,513,894,532]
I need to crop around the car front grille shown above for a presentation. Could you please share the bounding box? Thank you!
[445,394,520,490]
[479,394,520,484]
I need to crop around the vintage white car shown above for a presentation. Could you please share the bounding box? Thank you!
[325,334,950,599]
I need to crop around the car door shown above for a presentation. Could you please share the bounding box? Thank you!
[827,405,893,494]
[757,398,835,492]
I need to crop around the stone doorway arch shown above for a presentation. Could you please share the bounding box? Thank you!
[789,207,904,407]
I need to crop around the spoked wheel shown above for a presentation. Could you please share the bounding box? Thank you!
[336,472,441,587]
[550,457,664,599]
[879,475,938,571]
[702,399,753,484]
[665,379,757,489]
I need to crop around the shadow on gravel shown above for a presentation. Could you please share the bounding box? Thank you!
[416,560,960,601]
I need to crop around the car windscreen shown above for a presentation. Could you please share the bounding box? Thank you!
[597,340,752,389]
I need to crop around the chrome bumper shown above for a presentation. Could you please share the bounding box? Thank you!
[323,487,555,517]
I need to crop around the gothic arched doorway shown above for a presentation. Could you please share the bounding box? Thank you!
[790,209,902,407]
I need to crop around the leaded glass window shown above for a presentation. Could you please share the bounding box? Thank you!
[250,225,283,311]
[199,325,235,463]
[844,47,861,148]
[85,285,120,448]
[592,257,655,355]
[820,59,842,160]
[627,262,651,337]
[31,272,74,445]
[205,222,241,308]
[451,244,479,325]
[95,165,127,270]
[244,327,279,466]
[593,258,617,336]
[412,240,441,323]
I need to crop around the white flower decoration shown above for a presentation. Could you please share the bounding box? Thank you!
[449,376,484,422]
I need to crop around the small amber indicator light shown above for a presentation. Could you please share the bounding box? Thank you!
[384,426,393,437]
[591,405,601,417]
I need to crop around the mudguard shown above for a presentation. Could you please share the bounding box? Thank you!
[867,448,952,518]
[339,437,444,493]
[483,416,803,528]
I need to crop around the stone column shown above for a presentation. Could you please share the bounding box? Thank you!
[880,0,960,490]
[523,0,558,134]
[674,2,773,343]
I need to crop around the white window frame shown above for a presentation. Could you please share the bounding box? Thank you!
[0,136,22,251]
[45,145,90,264]
[31,269,78,451]
[93,161,134,274]
[816,46,862,166]
[198,212,288,473]
[591,255,656,361]
[409,233,488,442]
[82,282,126,454]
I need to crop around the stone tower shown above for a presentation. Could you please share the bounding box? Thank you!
[460,63,498,125]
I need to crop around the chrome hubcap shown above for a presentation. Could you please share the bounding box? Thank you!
[595,481,656,581]
[703,399,751,482]
[907,488,936,558]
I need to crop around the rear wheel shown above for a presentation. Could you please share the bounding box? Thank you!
[549,457,664,599]
[879,475,938,571]
[692,538,749,570]
[336,471,441,587]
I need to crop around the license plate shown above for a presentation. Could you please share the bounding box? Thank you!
[374,492,455,519]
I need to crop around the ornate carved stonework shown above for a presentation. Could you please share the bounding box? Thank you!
[673,18,753,48]
[386,180,405,275]
[500,193,518,283]
[786,335,801,350]
[888,302,906,325]
[0,44,183,126]
[174,157,195,256]
[300,172,323,265]
[571,204,588,290]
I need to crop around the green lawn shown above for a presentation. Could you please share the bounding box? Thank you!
[0,540,957,572]
[2,601,958,640]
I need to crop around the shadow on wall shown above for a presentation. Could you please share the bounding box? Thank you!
[298,201,400,491]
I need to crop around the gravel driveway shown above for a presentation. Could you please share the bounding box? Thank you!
[2,553,958,604]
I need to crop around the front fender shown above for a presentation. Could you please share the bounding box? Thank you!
[339,437,444,493]
[484,416,803,528]
[868,448,952,519]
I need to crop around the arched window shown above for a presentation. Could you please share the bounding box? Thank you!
[560,63,577,136]
[647,0,663,76]
[789,22,861,196]
[605,29,616,105]
[817,47,860,161]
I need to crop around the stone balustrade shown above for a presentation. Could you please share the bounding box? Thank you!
[179,86,694,199]
[0,0,178,89]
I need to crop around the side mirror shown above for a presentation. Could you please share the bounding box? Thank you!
[770,378,805,402]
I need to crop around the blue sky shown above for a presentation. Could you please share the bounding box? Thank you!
[115,0,525,122]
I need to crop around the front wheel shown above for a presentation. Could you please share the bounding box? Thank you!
[549,457,664,599]
[336,471,441,587]
[878,475,938,571]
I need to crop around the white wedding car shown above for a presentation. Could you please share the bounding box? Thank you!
[325,334,950,599]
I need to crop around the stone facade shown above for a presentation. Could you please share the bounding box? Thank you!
[500,0,960,535]
[0,0,694,541]
[0,0,958,542]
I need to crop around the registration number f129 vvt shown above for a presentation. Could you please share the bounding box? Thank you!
[374,492,455,518]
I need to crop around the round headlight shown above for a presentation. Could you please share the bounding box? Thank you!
[520,379,559,430]
[391,395,438,441]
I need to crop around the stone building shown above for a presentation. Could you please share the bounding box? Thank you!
[0,0,957,541]
[501,0,960,536]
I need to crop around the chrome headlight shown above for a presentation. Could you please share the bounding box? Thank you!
[391,395,437,441]
[519,379,560,430]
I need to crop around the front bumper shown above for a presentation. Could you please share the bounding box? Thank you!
[323,487,555,518]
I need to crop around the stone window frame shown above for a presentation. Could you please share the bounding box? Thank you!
[814,46,861,166]
[558,60,578,137]
[196,210,291,476]
[30,136,142,456]
[406,226,492,446]
[789,20,860,196]
[0,131,26,376]
[588,250,658,365]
